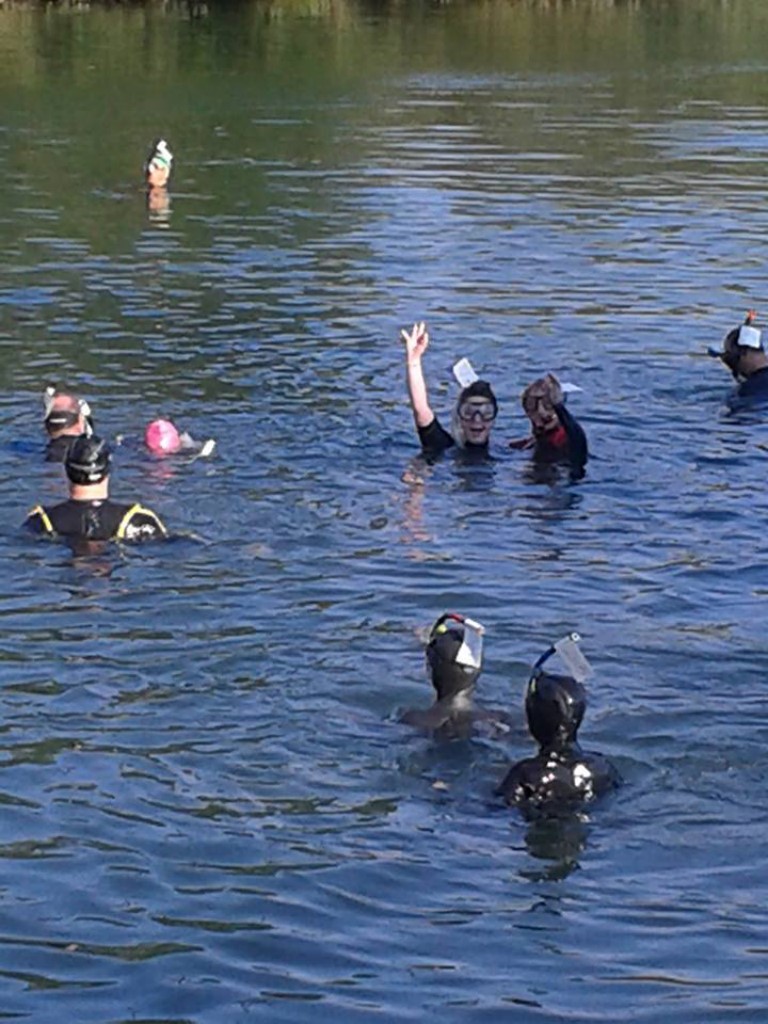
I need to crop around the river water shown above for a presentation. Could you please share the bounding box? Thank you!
[1,0,768,1020]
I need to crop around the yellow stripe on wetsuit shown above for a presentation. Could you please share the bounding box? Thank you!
[115,504,168,541]
[27,505,55,535]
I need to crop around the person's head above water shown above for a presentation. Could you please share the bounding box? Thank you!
[145,418,182,455]
[524,633,593,749]
[525,670,586,750]
[144,138,173,189]
[426,612,485,702]
[495,635,619,810]
[454,380,498,447]
[521,374,564,436]
[711,310,768,381]
[65,435,111,489]
[43,387,93,440]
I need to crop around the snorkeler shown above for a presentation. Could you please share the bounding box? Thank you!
[496,634,620,813]
[707,310,768,407]
[144,138,173,220]
[401,321,498,457]
[509,373,588,476]
[400,613,510,739]
[26,435,168,544]
[144,418,215,458]
[42,386,94,462]
[144,138,173,190]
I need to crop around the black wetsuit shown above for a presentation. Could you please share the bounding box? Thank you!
[25,499,167,542]
[496,743,620,813]
[533,403,589,476]
[417,416,489,459]
[729,366,768,410]
[497,669,619,815]
[45,434,84,463]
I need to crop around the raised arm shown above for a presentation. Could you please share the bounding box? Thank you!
[401,321,435,429]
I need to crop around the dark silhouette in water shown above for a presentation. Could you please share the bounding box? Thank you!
[497,637,620,815]
[708,310,768,411]
[400,612,511,740]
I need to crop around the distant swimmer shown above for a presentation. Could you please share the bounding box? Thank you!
[42,385,94,462]
[144,138,173,220]
[496,634,620,814]
[402,321,498,458]
[509,373,588,478]
[144,138,173,190]
[400,613,511,739]
[144,418,215,458]
[25,435,168,545]
[707,310,768,409]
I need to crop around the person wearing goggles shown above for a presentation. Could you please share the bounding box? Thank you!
[25,435,168,549]
[401,321,498,457]
[509,372,588,477]
[42,386,95,463]
[707,310,768,410]
[496,640,620,814]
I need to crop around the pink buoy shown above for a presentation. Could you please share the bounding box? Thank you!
[145,418,181,455]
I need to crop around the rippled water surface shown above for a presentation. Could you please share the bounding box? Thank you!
[2,1,768,1020]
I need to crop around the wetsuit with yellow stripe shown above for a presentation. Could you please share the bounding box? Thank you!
[25,499,167,542]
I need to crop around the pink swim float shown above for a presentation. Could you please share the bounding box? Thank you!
[145,418,181,455]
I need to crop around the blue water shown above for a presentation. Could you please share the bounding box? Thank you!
[1,1,768,1020]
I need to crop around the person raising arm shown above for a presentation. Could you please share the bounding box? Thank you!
[402,321,497,457]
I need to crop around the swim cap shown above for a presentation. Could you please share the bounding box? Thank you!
[66,435,111,485]
[525,671,586,748]
[145,419,181,455]
[426,613,484,701]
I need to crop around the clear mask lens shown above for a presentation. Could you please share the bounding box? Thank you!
[458,401,495,423]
